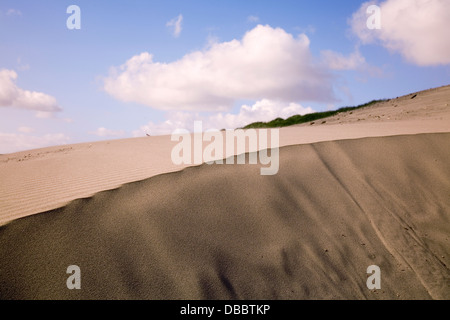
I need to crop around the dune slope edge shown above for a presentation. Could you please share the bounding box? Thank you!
[0,133,449,299]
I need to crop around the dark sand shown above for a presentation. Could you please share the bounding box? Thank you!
[1,133,449,299]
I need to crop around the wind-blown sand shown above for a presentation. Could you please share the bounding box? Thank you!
[0,85,449,299]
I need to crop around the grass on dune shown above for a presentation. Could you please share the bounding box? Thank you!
[241,99,387,129]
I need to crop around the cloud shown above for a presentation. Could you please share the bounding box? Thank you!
[17,126,34,133]
[104,25,335,111]
[16,57,30,71]
[0,132,70,154]
[294,25,316,35]
[321,49,367,70]
[90,127,125,137]
[132,99,314,136]
[350,0,450,66]
[34,111,73,123]
[166,14,183,37]
[207,99,314,130]
[6,9,22,16]
[133,112,196,137]
[0,69,62,113]
[320,47,383,78]
[35,111,54,119]
[247,15,259,23]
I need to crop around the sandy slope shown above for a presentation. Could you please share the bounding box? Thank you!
[0,133,449,299]
[1,85,449,225]
[0,85,449,300]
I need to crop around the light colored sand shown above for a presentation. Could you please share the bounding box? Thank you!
[303,84,450,126]
[0,133,449,299]
[1,85,449,226]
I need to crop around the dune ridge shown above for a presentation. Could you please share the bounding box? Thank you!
[1,85,449,225]
[1,133,449,299]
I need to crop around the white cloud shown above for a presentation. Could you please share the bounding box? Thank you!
[0,132,70,154]
[320,48,383,78]
[35,111,54,119]
[6,9,22,16]
[34,111,73,123]
[132,99,314,136]
[247,15,259,23]
[0,69,62,113]
[350,0,450,66]
[104,25,335,112]
[17,126,34,133]
[90,127,125,137]
[294,25,316,35]
[321,49,367,70]
[166,14,183,38]
[207,99,314,129]
[349,1,379,44]
[16,57,30,71]
[133,112,196,137]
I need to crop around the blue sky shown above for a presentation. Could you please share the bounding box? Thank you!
[0,0,449,153]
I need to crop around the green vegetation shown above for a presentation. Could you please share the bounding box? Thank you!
[241,99,387,129]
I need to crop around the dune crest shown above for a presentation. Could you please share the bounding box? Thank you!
[1,85,450,225]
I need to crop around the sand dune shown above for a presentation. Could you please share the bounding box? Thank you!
[1,85,449,226]
[0,133,449,299]
[0,85,449,300]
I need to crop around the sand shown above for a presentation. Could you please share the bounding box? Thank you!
[0,85,449,299]
[1,85,449,226]
[0,133,449,299]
